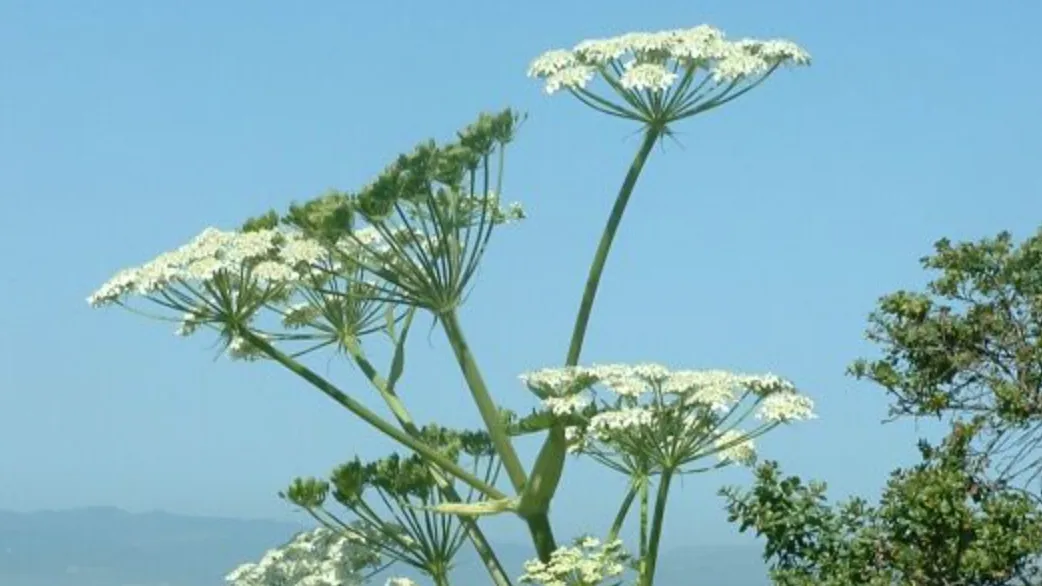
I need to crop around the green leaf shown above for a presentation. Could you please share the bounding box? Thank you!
[387,308,415,394]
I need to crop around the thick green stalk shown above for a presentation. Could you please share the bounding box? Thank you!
[349,349,513,586]
[524,513,558,565]
[514,125,664,562]
[241,330,505,501]
[439,310,560,561]
[439,310,528,492]
[641,469,675,586]
[500,126,666,564]
[565,125,662,366]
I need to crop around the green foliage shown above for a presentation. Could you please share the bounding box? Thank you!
[849,227,1042,485]
[723,228,1042,586]
[722,421,1042,585]
[280,425,500,584]
[283,191,355,245]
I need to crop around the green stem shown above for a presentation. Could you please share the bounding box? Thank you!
[240,330,505,501]
[642,469,675,586]
[430,564,452,586]
[349,348,513,586]
[525,513,558,565]
[350,351,415,428]
[439,309,528,493]
[639,476,649,574]
[564,125,663,367]
[439,310,559,561]
[607,477,641,542]
[514,124,665,563]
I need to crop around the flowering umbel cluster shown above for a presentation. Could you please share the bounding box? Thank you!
[528,25,810,125]
[519,536,630,586]
[280,110,526,315]
[281,425,501,583]
[87,227,326,310]
[224,526,383,586]
[520,364,815,475]
[88,111,526,359]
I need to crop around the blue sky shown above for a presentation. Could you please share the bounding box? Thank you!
[1,0,1039,549]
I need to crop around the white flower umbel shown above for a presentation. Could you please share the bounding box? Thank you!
[87,224,399,360]
[519,536,629,586]
[225,527,381,586]
[88,228,324,308]
[713,429,756,466]
[520,363,814,475]
[528,25,810,125]
[756,390,817,422]
[520,366,600,400]
[88,226,330,342]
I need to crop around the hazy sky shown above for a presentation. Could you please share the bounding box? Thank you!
[2,0,1039,548]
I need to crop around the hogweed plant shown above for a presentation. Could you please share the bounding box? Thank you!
[89,24,811,586]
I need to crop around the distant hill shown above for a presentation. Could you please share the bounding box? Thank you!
[0,507,305,586]
[0,507,770,585]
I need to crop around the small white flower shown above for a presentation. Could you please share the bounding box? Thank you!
[280,234,327,266]
[520,366,599,397]
[184,257,223,281]
[590,364,647,398]
[227,334,268,362]
[755,39,812,64]
[628,363,670,384]
[714,430,756,465]
[573,37,630,65]
[670,25,728,61]
[579,536,601,549]
[282,302,316,329]
[711,43,771,82]
[756,392,816,422]
[619,61,678,92]
[744,373,796,396]
[543,394,591,416]
[220,230,279,265]
[519,538,628,586]
[175,311,205,337]
[621,30,678,56]
[502,201,526,223]
[668,370,743,411]
[253,260,299,283]
[527,49,577,77]
[544,64,596,94]
[589,407,654,436]
[563,425,588,454]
